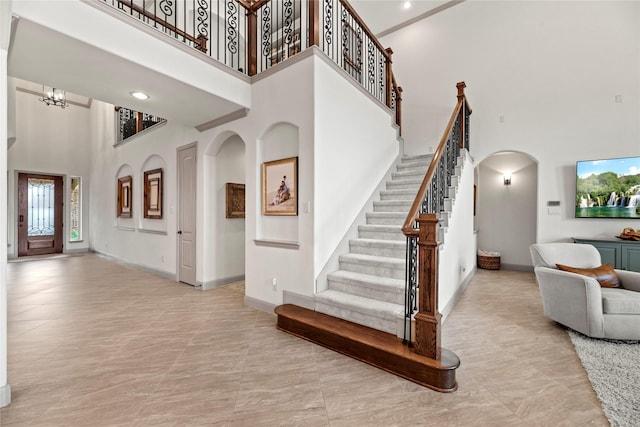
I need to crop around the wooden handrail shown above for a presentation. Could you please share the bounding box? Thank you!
[116,0,208,52]
[401,81,467,235]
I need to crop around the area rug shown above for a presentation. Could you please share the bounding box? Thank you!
[568,330,640,427]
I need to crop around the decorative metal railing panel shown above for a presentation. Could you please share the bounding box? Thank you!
[319,0,387,105]
[101,0,400,127]
[116,107,166,143]
[255,0,305,73]
[402,87,471,345]
[102,0,247,73]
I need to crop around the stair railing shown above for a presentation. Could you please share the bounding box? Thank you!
[401,82,471,359]
[100,0,402,131]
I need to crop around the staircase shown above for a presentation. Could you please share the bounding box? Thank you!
[315,154,434,336]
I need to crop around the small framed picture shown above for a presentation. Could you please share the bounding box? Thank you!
[117,175,132,218]
[144,168,163,219]
[226,183,245,218]
[262,157,298,216]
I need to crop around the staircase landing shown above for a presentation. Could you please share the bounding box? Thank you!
[275,304,459,392]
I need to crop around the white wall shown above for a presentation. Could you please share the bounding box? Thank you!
[89,100,201,277]
[8,84,93,257]
[205,50,399,307]
[0,0,11,407]
[382,1,640,243]
[313,55,399,275]
[476,152,537,268]
[202,54,316,307]
[438,151,476,313]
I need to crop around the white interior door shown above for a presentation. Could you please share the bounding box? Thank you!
[177,143,197,285]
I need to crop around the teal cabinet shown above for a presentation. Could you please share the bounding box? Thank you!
[573,238,640,272]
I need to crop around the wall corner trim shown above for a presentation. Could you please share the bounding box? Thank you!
[244,295,277,315]
[0,384,12,408]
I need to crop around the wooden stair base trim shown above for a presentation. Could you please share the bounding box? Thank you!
[274,304,459,392]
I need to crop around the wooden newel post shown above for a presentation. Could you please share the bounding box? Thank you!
[308,0,320,47]
[385,48,393,108]
[247,8,258,76]
[413,213,442,360]
[456,81,466,149]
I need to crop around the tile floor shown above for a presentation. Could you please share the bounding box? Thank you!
[0,254,607,426]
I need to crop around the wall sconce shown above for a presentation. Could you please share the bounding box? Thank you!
[503,173,512,186]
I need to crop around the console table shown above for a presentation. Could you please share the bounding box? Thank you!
[573,237,640,272]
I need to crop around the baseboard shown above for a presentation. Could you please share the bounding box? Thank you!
[64,248,90,254]
[500,263,534,273]
[283,290,315,310]
[441,266,476,322]
[0,383,11,408]
[91,250,176,281]
[201,275,245,291]
[244,295,277,315]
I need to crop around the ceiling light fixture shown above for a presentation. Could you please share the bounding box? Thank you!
[39,85,69,109]
[402,1,412,9]
[130,91,149,100]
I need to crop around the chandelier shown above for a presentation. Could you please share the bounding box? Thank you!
[39,85,69,109]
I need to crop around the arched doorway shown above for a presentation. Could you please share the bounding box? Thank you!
[475,151,538,270]
[203,133,246,289]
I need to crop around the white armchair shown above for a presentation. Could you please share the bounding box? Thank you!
[530,243,640,339]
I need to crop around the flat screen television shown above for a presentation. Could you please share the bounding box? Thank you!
[576,156,640,219]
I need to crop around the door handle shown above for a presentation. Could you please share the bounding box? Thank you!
[177,230,182,235]
[19,215,24,223]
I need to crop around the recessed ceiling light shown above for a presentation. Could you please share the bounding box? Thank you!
[402,1,412,9]
[130,91,149,100]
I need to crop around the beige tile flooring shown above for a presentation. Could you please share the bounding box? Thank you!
[0,254,606,426]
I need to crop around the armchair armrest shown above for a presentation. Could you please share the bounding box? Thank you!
[534,266,605,337]
[615,269,640,292]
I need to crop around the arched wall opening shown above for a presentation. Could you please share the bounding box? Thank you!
[203,132,247,289]
[256,122,299,242]
[475,151,538,270]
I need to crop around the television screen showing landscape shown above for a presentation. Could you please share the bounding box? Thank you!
[576,156,640,219]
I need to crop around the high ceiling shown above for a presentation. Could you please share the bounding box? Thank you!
[350,0,458,35]
[8,0,460,128]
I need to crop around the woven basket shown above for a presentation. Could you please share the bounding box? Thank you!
[478,255,500,270]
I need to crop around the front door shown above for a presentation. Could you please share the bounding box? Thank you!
[18,173,64,257]
[177,143,197,285]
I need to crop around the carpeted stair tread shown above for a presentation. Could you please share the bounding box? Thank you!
[357,224,405,241]
[372,200,413,212]
[379,189,419,201]
[315,289,404,319]
[339,252,405,268]
[328,270,405,291]
[349,238,405,258]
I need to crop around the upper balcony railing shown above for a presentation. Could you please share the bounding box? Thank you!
[101,0,402,131]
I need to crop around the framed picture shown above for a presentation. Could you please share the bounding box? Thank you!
[117,175,132,218]
[262,156,298,216]
[226,183,245,218]
[143,168,163,219]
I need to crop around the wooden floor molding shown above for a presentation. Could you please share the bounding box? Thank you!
[275,304,460,392]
